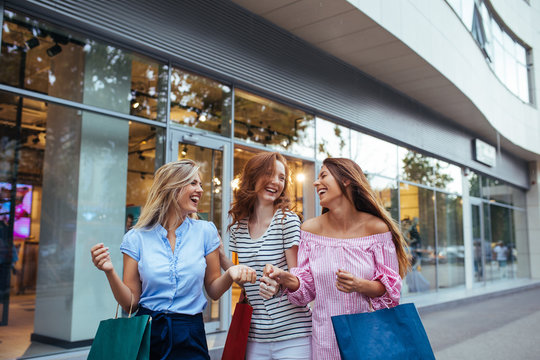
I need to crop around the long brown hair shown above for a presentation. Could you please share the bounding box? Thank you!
[322,158,410,278]
[228,152,292,231]
[135,159,200,230]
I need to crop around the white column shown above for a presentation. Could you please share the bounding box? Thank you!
[34,44,131,342]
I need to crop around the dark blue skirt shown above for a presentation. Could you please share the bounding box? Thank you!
[137,307,210,360]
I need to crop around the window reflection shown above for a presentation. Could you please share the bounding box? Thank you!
[125,122,165,231]
[169,68,232,136]
[400,183,436,294]
[316,117,350,160]
[366,175,398,222]
[399,148,462,194]
[436,193,464,288]
[234,90,314,157]
[351,131,397,178]
[0,10,168,120]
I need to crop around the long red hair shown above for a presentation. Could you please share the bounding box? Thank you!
[323,158,410,278]
[228,152,292,231]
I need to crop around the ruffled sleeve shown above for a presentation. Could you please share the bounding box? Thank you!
[287,235,316,306]
[369,235,402,310]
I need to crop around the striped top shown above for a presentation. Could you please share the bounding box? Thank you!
[229,209,312,342]
[288,230,401,360]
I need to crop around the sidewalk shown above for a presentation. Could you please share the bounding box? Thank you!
[17,278,540,360]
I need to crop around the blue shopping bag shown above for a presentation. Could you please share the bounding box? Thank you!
[331,303,435,360]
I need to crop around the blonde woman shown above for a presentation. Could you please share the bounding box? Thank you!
[91,159,256,360]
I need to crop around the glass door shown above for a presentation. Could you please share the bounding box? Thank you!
[169,130,231,333]
[471,199,494,283]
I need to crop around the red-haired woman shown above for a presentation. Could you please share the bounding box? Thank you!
[265,158,410,359]
[221,152,312,359]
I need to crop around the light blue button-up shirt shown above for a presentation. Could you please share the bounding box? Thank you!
[120,217,220,315]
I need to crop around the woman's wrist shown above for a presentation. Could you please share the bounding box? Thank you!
[283,272,300,292]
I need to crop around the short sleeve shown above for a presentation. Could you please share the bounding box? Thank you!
[120,229,140,261]
[229,224,238,253]
[204,221,220,256]
[282,211,301,250]
[369,235,402,310]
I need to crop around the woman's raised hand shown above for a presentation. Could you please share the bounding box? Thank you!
[90,243,114,273]
[335,269,361,293]
[227,265,257,285]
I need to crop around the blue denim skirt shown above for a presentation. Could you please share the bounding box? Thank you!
[137,306,210,360]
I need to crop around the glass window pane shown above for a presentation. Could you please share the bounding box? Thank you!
[517,63,529,102]
[493,40,505,81]
[234,90,315,157]
[504,50,518,94]
[368,175,399,222]
[436,192,465,289]
[352,131,398,178]
[490,205,513,279]
[468,171,481,197]
[400,183,436,294]
[316,117,350,160]
[513,209,529,278]
[399,148,462,193]
[169,68,232,136]
[0,10,168,121]
[461,0,475,30]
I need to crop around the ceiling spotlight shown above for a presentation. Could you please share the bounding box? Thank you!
[137,151,145,161]
[181,146,188,157]
[46,44,62,57]
[25,37,40,49]
[132,102,140,109]
[32,136,40,144]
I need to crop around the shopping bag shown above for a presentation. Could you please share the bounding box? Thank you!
[88,301,151,360]
[331,303,435,360]
[221,290,253,360]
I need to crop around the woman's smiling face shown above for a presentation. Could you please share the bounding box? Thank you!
[313,165,343,208]
[254,160,286,205]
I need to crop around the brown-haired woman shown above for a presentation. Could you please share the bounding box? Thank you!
[221,151,312,359]
[265,157,409,359]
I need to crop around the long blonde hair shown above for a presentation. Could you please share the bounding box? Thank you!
[135,159,200,229]
[323,158,410,278]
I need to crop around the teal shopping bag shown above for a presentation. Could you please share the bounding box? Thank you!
[88,304,151,360]
[331,303,435,360]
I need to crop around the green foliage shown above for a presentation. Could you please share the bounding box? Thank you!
[402,150,453,188]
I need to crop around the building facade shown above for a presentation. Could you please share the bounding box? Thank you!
[0,0,538,358]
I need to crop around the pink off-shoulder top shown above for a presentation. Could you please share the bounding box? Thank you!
[287,230,401,360]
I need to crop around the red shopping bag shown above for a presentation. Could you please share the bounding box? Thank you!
[222,290,252,360]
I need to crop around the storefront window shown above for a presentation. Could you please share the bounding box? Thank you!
[400,183,436,294]
[316,117,350,160]
[234,90,315,157]
[368,175,399,222]
[0,87,165,357]
[0,10,169,121]
[399,148,462,194]
[169,68,232,136]
[436,192,465,288]
[351,131,397,178]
